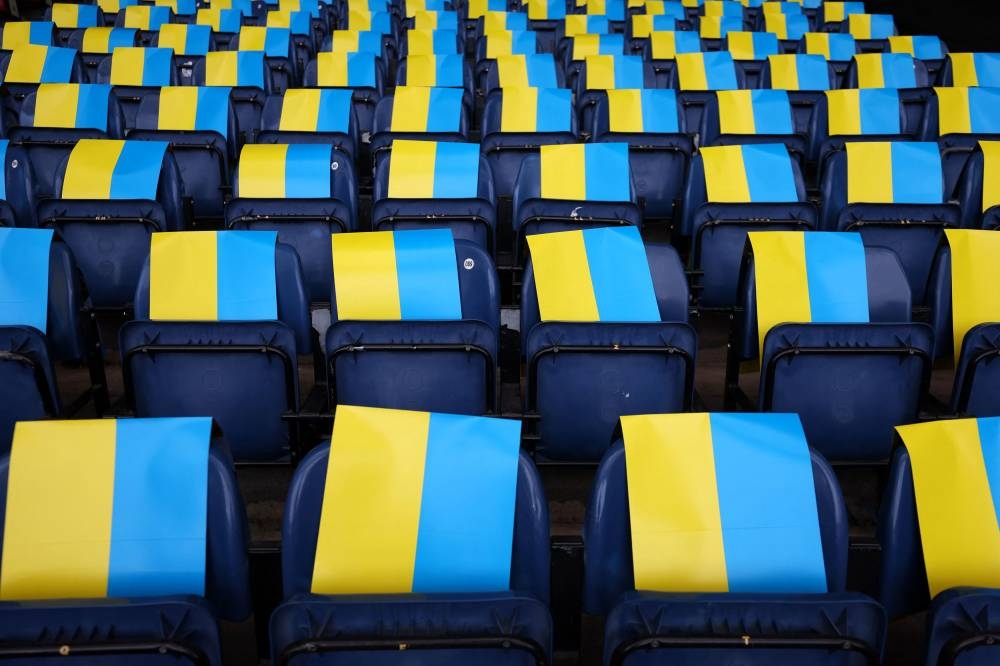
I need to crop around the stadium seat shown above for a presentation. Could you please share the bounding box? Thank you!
[258,88,360,163]
[481,52,564,97]
[697,14,744,52]
[760,54,837,162]
[12,83,125,201]
[673,51,745,136]
[38,139,186,309]
[643,30,701,89]
[194,51,271,145]
[0,21,55,51]
[940,52,1000,87]
[560,33,627,91]
[923,87,1000,199]
[472,29,539,90]
[399,27,462,57]
[762,11,809,51]
[512,143,641,265]
[63,26,137,81]
[576,54,656,136]
[236,26,299,93]
[228,143,358,304]
[889,34,948,82]
[326,230,499,414]
[812,88,912,174]
[116,4,173,39]
[844,12,896,53]
[96,46,177,128]
[798,31,858,87]
[818,0,865,32]
[122,231,312,461]
[304,51,385,146]
[370,85,469,172]
[0,45,84,118]
[0,417,251,666]
[955,141,1000,230]
[700,89,808,164]
[372,140,497,251]
[154,23,213,85]
[724,31,779,88]
[0,228,106,453]
[728,231,933,462]
[521,228,695,461]
[395,53,474,102]
[270,405,551,665]
[680,143,815,308]
[879,417,1000,666]
[591,88,692,221]
[819,141,960,304]
[584,412,886,666]
[0,139,38,227]
[195,7,244,50]
[46,3,104,46]
[265,9,318,77]
[846,53,932,134]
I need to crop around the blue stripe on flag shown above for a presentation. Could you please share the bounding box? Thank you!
[393,229,462,320]
[426,87,463,132]
[185,25,211,55]
[217,230,278,320]
[75,84,111,131]
[977,417,1000,530]
[284,144,331,198]
[969,87,1000,134]
[412,412,520,592]
[436,54,464,86]
[316,88,352,132]
[858,88,901,134]
[742,144,798,201]
[704,52,738,89]
[613,56,644,88]
[142,48,173,86]
[432,142,479,198]
[512,30,535,54]
[78,5,99,26]
[525,55,557,87]
[804,232,870,323]
[584,226,660,322]
[107,417,211,597]
[263,27,290,57]
[973,53,1000,87]
[107,28,136,50]
[584,143,630,201]
[535,87,571,132]
[711,412,828,593]
[347,53,376,87]
[194,86,231,136]
[796,55,830,90]
[641,89,679,132]
[40,47,75,83]
[890,142,942,204]
[827,33,856,61]
[236,51,265,87]
[109,141,167,200]
[911,36,942,59]
[881,53,916,87]
[432,29,456,53]
[751,90,793,134]
[675,30,701,53]
[0,228,53,332]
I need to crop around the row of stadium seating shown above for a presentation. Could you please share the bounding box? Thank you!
[0,409,994,666]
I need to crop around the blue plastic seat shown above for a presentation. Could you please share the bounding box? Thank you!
[575,54,657,139]
[38,139,186,309]
[270,406,551,665]
[121,232,312,461]
[700,89,808,163]
[811,88,912,175]
[0,45,84,118]
[193,51,271,144]
[63,26,137,81]
[954,141,1000,230]
[95,46,177,128]
[0,417,251,666]
[923,88,1000,200]
[481,53,565,97]
[228,143,358,304]
[672,51,746,134]
[236,26,299,92]
[585,415,886,665]
[0,140,38,227]
[728,236,933,462]
[258,88,360,163]
[797,31,858,87]
[154,23,213,86]
[304,51,386,145]
[845,53,932,134]
[326,231,500,415]
[819,141,960,304]
[759,54,836,162]
[370,85,470,172]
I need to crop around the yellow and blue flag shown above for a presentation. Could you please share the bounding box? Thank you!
[311,405,520,593]
[583,54,645,89]
[62,139,168,200]
[821,0,863,24]
[482,10,528,34]
[403,53,464,87]
[623,412,827,593]
[847,13,895,40]
[495,54,559,88]
[764,13,808,40]
[390,86,463,132]
[1,21,53,49]
[803,31,856,60]
[331,229,462,320]
[237,144,332,198]
[0,227,54,333]
[571,33,625,60]
[412,9,459,30]
[766,54,830,90]
[717,89,793,135]
[698,14,742,39]
[51,3,100,28]
[648,30,702,59]
[316,52,378,87]
[266,9,312,34]
[853,53,917,88]
[239,26,291,57]
[564,14,610,37]
[155,86,231,137]
[156,0,198,15]
[483,30,537,58]
[205,51,266,88]
[209,0,253,15]
[676,51,738,89]
[3,45,76,84]
[526,0,566,19]
[0,418,211,601]
[726,31,779,61]
[703,0,742,16]
[81,27,136,53]
[889,35,944,60]
[150,230,279,321]
[631,15,679,39]
[156,24,212,56]
[845,141,943,204]
[387,140,480,199]
[826,88,900,135]
[500,87,571,132]
[896,417,1000,597]
[640,0,686,18]
[109,47,174,86]
[607,88,680,132]
[944,229,1000,362]
[584,0,625,18]
[934,87,1000,136]
[347,9,392,33]
[31,84,110,131]
[406,28,460,55]
[949,53,1000,88]
[749,231,869,356]
[98,0,139,13]
[326,29,383,54]
[527,226,659,322]
[278,88,353,132]
[539,143,631,201]
[467,0,507,18]
[701,143,797,203]
[980,142,1000,216]
[196,7,242,32]
[762,1,802,15]
[122,5,171,30]
[279,0,320,17]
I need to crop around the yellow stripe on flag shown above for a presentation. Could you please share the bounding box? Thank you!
[331,232,402,319]
[239,144,287,198]
[496,55,528,88]
[390,86,431,132]
[206,51,238,86]
[110,47,146,85]
[748,231,811,358]
[950,53,979,87]
[239,26,268,50]
[62,139,122,200]
[5,46,47,82]
[946,229,1000,363]
[584,55,616,90]
[540,144,586,200]
[846,142,893,203]
[607,89,643,132]
[82,27,112,53]
[317,52,349,86]
[0,420,116,601]
[279,89,320,131]
[500,86,537,132]
[387,140,436,198]
[676,53,709,90]
[34,84,80,129]
[826,89,861,135]
[158,87,198,130]
[935,87,972,135]
[526,230,599,321]
[717,90,756,134]
[768,55,800,90]
[701,145,751,203]
[856,55,885,88]
[149,231,218,320]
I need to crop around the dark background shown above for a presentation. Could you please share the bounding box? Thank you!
[870,0,996,52]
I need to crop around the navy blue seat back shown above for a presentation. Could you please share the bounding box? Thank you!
[95,53,180,129]
[258,91,361,163]
[303,54,388,140]
[369,90,471,172]
[0,49,85,118]
[0,143,39,227]
[122,242,311,462]
[811,89,912,175]
[191,57,270,144]
[954,143,1000,230]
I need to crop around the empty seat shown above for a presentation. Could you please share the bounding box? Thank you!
[941,52,1000,87]
[122,231,312,461]
[512,143,641,264]
[47,3,103,45]
[889,34,947,81]
[38,139,186,308]
[194,51,270,144]
[844,12,895,52]
[820,141,960,304]
[673,51,744,133]
[761,54,836,160]
[327,230,500,414]
[396,53,473,101]
[701,89,807,162]
[64,27,136,80]
[270,404,551,665]
[0,45,83,117]
[131,86,238,221]
[195,6,244,47]
[762,11,809,49]
[117,4,172,33]
[561,33,626,90]
[400,27,462,56]
[473,30,538,92]
[799,30,857,86]
[305,52,384,144]
[266,9,317,76]
[680,143,815,307]
[259,88,360,162]
[155,23,213,85]
[644,30,702,88]
[0,417,251,666]
[956,141,1000,230]
[521,227,695,460]
[96,46,176,127]
[0,228,106,452]
[880,417,1000,665]
[592,88,692,221]
[576,54,656,136]
[728,231,932,461]
[370,85,469,172]
[12,83,125,200]
[697,14,743,50]
[237,26,298,93]
[819,0,864,31]
[0,139,38,227]
[0,21,54,50]
[585,411,886,665]
[725,31,779,88]
[812,88,911,173]
[925,88,1000,199]
[847,53,932,132]
[482,52,564,96]
[228,143,358,303]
